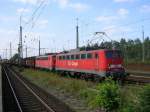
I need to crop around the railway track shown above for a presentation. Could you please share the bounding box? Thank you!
[2,65,75,112]
[125,71,150,84]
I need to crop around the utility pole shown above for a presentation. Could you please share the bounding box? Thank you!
[26,46,27,58]
[6,49,7,59]
[18,16,23,64]
[142,26,145,62]
[39,39,40,56]
[10,42,12,59]
[76,18,79,49]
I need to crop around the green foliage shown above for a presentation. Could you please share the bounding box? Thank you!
[92,78,121,112]
[136,84,150,112]
[120,105,135,112]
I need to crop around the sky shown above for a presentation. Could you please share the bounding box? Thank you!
[0,0,150,58]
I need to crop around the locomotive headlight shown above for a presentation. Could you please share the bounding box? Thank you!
[117,64,122,67]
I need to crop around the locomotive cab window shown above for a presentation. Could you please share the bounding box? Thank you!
[105,51,122,58]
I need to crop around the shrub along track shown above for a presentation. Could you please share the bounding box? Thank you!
[2,64,75,112]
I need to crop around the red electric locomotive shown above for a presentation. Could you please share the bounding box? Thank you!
[55,49,126,79]
[35,54,56,70]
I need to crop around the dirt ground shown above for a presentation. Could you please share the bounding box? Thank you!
[125,63,150,72]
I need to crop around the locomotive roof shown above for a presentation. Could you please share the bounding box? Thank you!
[57,49,120,56]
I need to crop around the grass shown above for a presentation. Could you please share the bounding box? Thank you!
[14,67,145,111]
[19,68,96,102]
[119,85,143,112]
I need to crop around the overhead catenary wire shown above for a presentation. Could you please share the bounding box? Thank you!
[80,17,150,46]
[23,0,47,29]
[19,0,48,57]
[23,0,48,41]
[80,17,150,39]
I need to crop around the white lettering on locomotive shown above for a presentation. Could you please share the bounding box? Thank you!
[68,62,78,67]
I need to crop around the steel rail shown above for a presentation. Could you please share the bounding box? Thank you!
[3,66,23,112]
[6,66,56,112]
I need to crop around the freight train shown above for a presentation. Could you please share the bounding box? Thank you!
[21,49,127,81]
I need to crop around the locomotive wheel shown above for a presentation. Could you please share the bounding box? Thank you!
[75,73,80,79]
[94,76,105,82]
[80,74,86,80]
[94,76,100,82]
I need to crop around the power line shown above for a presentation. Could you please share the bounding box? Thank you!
[23,0,47,29]
[20,0,48,57]
[31,2,48,28]
[23,0,48,46]
[80,17,150,39]
[103,18,150,32]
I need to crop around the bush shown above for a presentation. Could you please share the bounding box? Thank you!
[137,84,150,112]
[92,78,121,112]
[120,103,135,112]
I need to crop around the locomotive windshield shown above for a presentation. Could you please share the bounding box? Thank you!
[105,50,123,58]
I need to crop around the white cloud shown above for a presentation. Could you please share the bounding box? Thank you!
[31,19,48,29]
[17,8,30,14]
[95,16,118,22]
[54,0,89,12]
[114,0,133,3]
[140,5,150,13]
[38,19,48,28]
[13,0,38,5]
[55,0,69,8]
[117,8,129,16]
[110,26,131,33]
[69,3,89,12]
[95,8,129,23]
